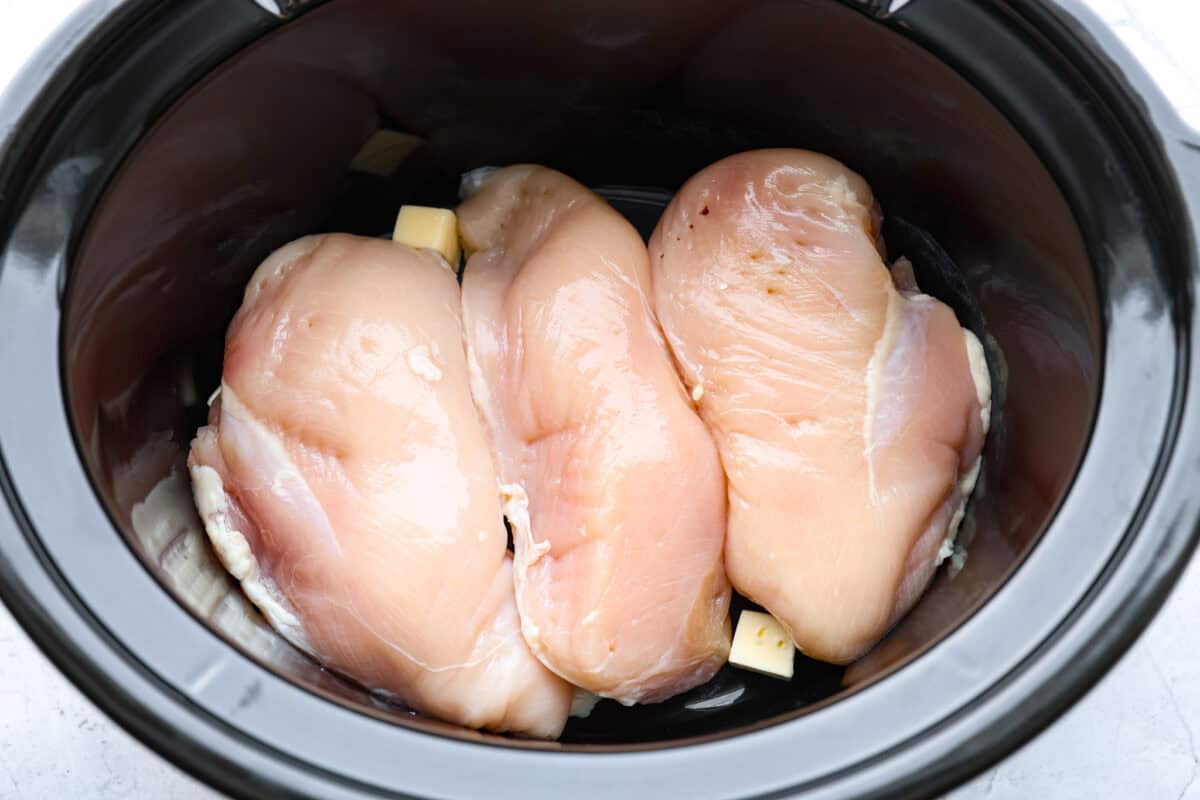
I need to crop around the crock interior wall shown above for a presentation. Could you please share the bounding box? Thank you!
[60,0,1100,745]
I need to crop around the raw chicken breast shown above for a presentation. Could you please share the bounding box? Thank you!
[188,233,572,737]
[650,150,989,664]
[459,166,731,704]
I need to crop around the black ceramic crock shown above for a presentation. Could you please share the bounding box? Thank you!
[0,1,1198,798]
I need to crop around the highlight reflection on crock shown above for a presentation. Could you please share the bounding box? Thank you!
[149,148,991,739]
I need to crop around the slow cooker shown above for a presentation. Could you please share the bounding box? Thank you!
[0,0,1198,797]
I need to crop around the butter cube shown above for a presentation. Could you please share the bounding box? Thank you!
[729,610,795,680]
[392,205,460,267]
[349,130,424,177]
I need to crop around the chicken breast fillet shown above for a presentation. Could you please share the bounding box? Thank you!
[459,165,731,704]
[188,233,572,737]
[650,150,989,664]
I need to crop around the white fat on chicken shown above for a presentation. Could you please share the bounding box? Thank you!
[936,329,992,566]
[190,463,311,652]
[131,469,314,671]
[406,344,443,382]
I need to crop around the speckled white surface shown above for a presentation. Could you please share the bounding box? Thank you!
[949,552,1200,800]
[1,1,1199,798]
[3,554,1198,800]
[0,601,219,799]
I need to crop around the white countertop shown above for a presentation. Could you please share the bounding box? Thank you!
[1,1,1199,798]
[3,553,1200,799]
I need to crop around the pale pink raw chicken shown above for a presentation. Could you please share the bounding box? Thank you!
[459,165,731,704]
[650,150,990,664]
[188,233,572,737]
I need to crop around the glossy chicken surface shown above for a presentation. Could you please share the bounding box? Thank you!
[188,233,572,737]
[459,166,731,704]
[650,150,989,664]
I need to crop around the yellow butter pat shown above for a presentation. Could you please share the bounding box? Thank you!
[729,610,795,680]
[349,130,424,177]
[393,206,460,267]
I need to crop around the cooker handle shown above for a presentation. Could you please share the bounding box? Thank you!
[249,0,323,18]
[838,0,915,18]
